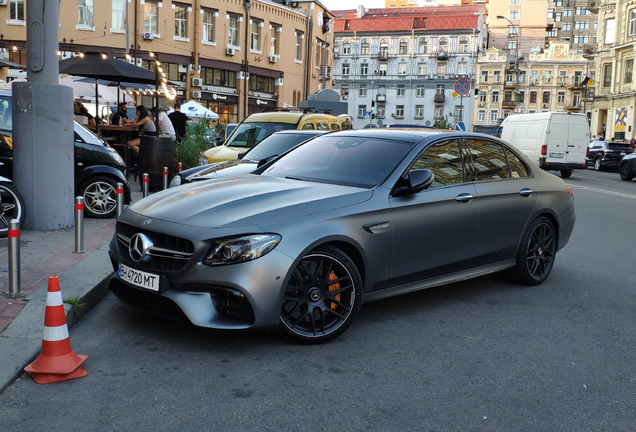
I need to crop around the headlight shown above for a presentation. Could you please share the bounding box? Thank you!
[169,175,182,188]
[203,234,281,266]
[198,155,209,166]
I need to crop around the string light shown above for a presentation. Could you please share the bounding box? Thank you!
[162,82,177,100]
[149,52,154,57]
[79,53,84,57]
[12,45,17,51]
[101,53,107,59]
[57,51,62,56]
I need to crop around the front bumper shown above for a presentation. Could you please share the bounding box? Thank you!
[108,220,294,331]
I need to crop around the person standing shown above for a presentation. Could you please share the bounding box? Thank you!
[168,103,189,142]
[151,106,176,141]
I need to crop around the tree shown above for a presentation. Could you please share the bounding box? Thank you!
[434,115,450,130]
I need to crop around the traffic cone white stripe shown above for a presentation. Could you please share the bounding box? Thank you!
[42,324,70,342]
[46,290,64,307]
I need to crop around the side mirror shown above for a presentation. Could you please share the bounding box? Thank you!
[238,151,247,159]
[393,169,434,197]
[215,136,225,145]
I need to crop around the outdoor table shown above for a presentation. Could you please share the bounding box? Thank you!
[88,125,139,177]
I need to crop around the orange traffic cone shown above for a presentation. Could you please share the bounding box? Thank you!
[24,276,88,385]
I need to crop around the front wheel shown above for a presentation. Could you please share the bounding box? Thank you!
[508,216,557,286]
[560,169,573,179]
[619,163,634,181]
[79,175,118,219]
[0,183,26,236]
[279,245,363,344]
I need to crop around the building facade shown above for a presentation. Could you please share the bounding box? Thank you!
[0,0,334,124]
[332,5,486,130]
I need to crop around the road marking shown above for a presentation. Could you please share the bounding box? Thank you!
[568,184,636,200]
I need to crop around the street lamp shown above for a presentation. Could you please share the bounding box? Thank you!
[497,15,520,105]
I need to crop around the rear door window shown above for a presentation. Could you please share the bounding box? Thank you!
[410,139,464,188]
[463,139,511,181]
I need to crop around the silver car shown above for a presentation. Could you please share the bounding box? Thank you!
[108,130,575,343]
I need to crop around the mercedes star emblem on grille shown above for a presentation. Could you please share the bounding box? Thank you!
[129,233,153,262]
[143,219,153,225]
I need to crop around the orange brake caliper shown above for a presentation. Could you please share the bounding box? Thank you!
[328,271,340,311]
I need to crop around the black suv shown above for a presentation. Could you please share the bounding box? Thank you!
[0,90,131,218]
[587,141,633,171]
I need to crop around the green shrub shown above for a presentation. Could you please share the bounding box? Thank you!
[174,115,210,169]
[434,115,451,130]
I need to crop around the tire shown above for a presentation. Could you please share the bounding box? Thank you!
[619,163,634,181]
[79,175,118,219]
[0,183,26,236]
[279,245,363,344]
[594,157,603,171]
[509,216,557,286]
[560,169,573,179]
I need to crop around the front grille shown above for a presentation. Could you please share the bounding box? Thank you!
[116,222,195,271]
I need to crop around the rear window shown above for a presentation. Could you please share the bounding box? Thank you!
[608,142,631,151]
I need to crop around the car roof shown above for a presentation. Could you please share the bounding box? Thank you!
[327,128,488,143]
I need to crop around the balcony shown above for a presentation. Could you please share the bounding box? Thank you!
[587,1,599,14]
[582,43,597,59]
[376,94,386,102]
[504,81,515,89]
[565,103,582,111]
[436,51,448,61]
[434,93,445,103]
[378,52,389,61]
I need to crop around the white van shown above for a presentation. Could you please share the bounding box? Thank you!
[500,112,588,178]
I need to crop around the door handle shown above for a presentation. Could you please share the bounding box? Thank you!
[456,193,473,203]
[519,188,533,197]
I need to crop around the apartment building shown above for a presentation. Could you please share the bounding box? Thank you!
[588,1,636,139]
[332,5,486,130]
[472,41,594,131]
[384,0,419,8]
[0,0,334,124]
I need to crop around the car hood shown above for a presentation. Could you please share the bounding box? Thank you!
[130,174,373,228]
[201,145,244,163]
[186,159,257,183]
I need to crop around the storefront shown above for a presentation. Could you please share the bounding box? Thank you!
[201,92,239,125]
[248,96,277,115]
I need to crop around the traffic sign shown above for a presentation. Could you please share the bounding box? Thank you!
[455,121,466,131]
[454,78,471,95]
[514,104,523,114]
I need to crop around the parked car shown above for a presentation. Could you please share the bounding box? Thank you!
[0,90,132,218]
[200,110,340,165]
[388,124,436,129]
[587,141,633,171]
[109,129,575,344]
[215,123,237,142]
[619,151,636,181]
[170,130,326,187]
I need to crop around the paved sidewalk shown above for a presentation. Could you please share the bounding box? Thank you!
[0,187,143,392]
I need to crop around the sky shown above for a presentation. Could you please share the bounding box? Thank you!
[320,0,386,12]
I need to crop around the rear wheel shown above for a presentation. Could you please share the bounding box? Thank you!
[79,175,118,218]
[0,183,25,236]
[594,157,603,171]
[560,169,573,179]
[620,163,634,181]
[279,245,362,344]
[509,216,557,286]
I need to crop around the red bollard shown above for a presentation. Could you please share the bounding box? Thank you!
[142,173,149,197]
[163,166,168,190]
[116,182,124,218]
[178,162,183,173]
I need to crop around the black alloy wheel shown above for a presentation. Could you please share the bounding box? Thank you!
[509,216,557,286]
[620,163,634,181]
[594,156,603,171]
[0,183,25,236]
[279,245,362,344]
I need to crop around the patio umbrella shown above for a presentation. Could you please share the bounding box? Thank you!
[0,77,26,90]
[167,100,219,120]
[59,76,134,104]
[60,54,157,132]
[0,59,26,68]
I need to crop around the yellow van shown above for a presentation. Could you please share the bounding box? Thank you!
[200,110,339,164]
[337,114,354,130]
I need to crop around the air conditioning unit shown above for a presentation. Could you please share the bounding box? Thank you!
[269,55,277,63]
[226,47,235,56]
[143,32,153,41]
[545,78,551,83]
[543,103,549,108]
[342,95,348,100]
[178,65,188,73]
[479,102,484,107]
[191,77,203,87]
[0,0,8,5]
[191,90,202,99]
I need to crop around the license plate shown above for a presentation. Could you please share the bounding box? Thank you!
[118,263,160,291]
[621,152,626,156]
[549,153,564,159]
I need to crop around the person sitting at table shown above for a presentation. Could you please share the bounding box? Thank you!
[111,102,129,126]
[151,106,176,142]
[125,105,156,156]
[73,101,96,126]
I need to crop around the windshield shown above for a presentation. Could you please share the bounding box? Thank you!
[74,121,106,146]
[244,132,321,161]
[224,122,297,149]
[0,95,13,150]
[263,135,414,188]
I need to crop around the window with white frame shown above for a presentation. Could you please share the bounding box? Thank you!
[416,86,425,97]
[229,16,239,46]
[418,63,426,75]
[396,105,405,117]
[379,63,388,76]
[478,111,485,122]
[575,7,589,15]
[359,85,367,97]
[399,39,408,54]
[573,93,580,106]
[508,40,517,50]
[203,10,215,43]
[144,2,157,34]
[544,70,552,83]
[481,70,488,83]
[270,26,279,55]
[175,5,188,39]
[398,63,407,75]
[458,62,467,75]
[112,0,126,31]
[342,43,351,54]
[78,0,94,27]
[9,0,24,21]
[435,106,444,118]
[557,92,565,104]
[575,21,590,30]
[361,43,369,55]
[251,21,262,51]
[418,38,427,54]
[439,38,448,52]
[479,92,487,103]
[562,23,571,32]
[360,63,369,75]
[510,0,520,4]
[341,86,349,96]
[358,105,366,117]
[397,85,405,97]
[459,37,468,53]
[509,10,519,20]
[490,110,498,122]
[415,105,424,117]
[437,63,446,75]
[574,35,589,44]
[492,91,499,102]
[296,32,303,60]
[342,64,350,75]
[558,70,567,85]
[494,71,501,83]
[377,104,385,117]
[508,25,518,37]
[564,9,572,17]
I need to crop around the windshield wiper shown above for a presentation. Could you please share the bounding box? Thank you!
[285,176,312,182]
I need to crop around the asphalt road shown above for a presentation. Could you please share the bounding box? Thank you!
[1,168,635,431]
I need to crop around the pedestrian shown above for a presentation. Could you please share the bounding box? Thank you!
[73,101,96,125]
[111,102,129,126]
[592,135,596,141]
[631,138,636,150]
[151,106,176,142]
[125,105,156,156]
[168,103,189,142]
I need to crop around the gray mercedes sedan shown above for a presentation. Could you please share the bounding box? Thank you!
[108,130,575,344]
